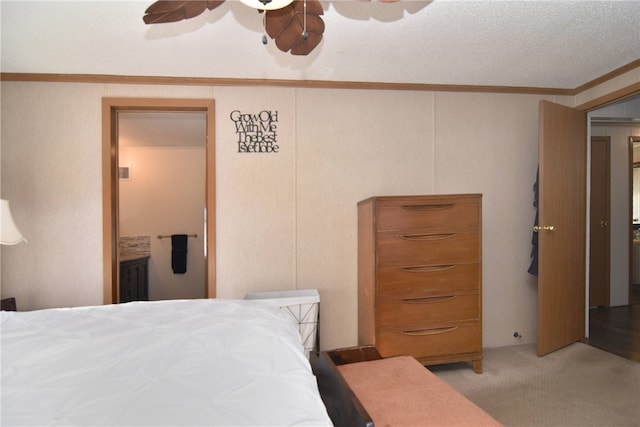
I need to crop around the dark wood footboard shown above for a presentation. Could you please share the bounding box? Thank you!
[310,347,378,427]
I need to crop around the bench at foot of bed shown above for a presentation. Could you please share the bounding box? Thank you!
[311,346,502,427]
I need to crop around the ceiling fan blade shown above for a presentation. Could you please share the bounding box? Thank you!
[265,0,323,38]
[272,16,323,53]
[143,0,225,24]
[265,0,325,55]
[290,30,323,55]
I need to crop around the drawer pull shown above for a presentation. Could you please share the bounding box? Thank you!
[401,233,456,241]
[402,295,457,304]
[402,265,456,273]
[401,326,458,336]
[401,204,455,211]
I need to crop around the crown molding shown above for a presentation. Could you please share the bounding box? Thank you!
[0,72,573,95]
[2,58,638,97]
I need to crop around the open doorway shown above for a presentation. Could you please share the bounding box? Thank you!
[586,95,640,361]
[590,94,640,308]
[102,98,216,304]
[118,111,207,301]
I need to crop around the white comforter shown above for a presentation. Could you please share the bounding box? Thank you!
[1,299,332,426]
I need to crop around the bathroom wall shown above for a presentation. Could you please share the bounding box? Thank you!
[119,146,206,300]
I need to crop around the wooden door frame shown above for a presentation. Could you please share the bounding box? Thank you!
[102,98,216,304]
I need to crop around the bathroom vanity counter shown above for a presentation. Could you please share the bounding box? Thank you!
[120,252,150,262]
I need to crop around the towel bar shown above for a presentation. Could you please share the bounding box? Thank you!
[157,234,198,239]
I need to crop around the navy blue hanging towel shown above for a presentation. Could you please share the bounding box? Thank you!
[171,234,188,274]
[528,168,539,276]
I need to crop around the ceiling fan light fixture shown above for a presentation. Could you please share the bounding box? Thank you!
[240,0,294,11]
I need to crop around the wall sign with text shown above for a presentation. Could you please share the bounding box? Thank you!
[230,110,279,153]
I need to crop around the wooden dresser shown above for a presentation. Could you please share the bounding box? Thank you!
[357,194,483,373]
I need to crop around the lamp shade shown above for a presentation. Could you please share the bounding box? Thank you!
[1,199,27,245]
[239,0,294,10]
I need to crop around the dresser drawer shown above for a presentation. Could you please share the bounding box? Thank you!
[378,324,481,359]
[377,263,479,297]
[377,199,479,232]
[378,293,479,327]
[377,232,479,267]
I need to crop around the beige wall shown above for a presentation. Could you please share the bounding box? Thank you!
[1,72,637,350]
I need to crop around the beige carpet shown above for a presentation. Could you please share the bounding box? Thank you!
[429,343,640,427]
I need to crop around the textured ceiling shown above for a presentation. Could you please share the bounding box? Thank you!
[1,0,639,89]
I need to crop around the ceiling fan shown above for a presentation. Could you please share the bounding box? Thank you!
[143,0,399,56]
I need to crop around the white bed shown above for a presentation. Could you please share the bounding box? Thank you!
[1,299,333,426]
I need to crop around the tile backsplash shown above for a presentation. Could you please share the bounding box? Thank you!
[119,235,151,260]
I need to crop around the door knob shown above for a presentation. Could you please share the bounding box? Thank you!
[533,225,555,232]
[600,220,608,227]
